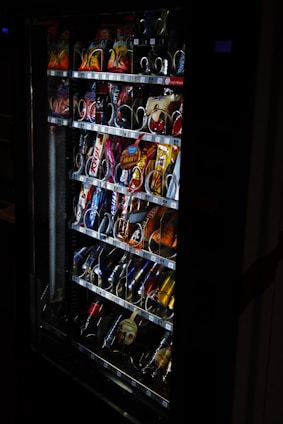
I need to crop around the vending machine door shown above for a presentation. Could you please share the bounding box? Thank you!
[15,7,187,423]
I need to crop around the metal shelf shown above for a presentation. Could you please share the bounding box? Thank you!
[72,274,173,332]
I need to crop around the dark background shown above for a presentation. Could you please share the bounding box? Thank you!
[1,1,283,422]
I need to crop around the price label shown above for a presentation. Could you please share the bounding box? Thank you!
[172,137,181,146]
[171,201,177,209]
[165,322,172,331]
[85,177,93,185]
[118,298,124,306]
[86,282,93,290]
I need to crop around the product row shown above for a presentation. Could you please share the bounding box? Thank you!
[49,78,183,136]
[72,241,175,319]
[71,290,173,401]
[47,9,185,77]
[72,185,178,258]
[71,130,180,198]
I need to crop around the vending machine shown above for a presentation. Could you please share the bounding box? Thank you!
[12,2,278,423]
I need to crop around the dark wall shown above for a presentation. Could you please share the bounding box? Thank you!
[0,15,14,200]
